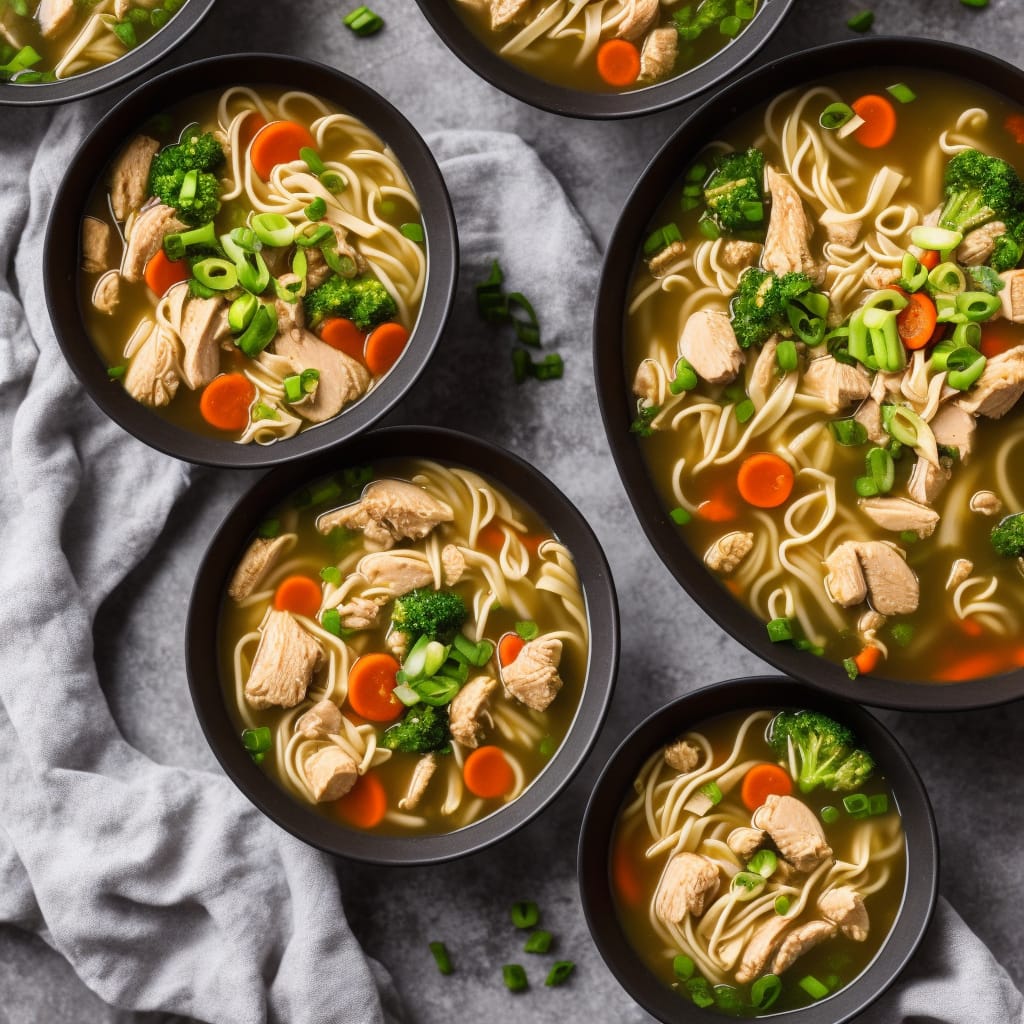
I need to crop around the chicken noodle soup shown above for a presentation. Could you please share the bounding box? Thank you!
[220,458,588,834]
[452,0,760,94]
[627,70,1024,683]
[0,0,186,83]
[612,708,905,1016]
[80,86,425,445]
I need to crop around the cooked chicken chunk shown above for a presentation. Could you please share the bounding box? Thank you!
[335,596,383,631]
[449,675,497,749]
[859,496,939,538]
[303,746,358,802]
[854,398,888,445]
[957,221,1005,266]
[753,794,833,873]
[907,457,950,505]
[490,0,531,29]
[442,544,465,585]
[648,240,687,278]
[92,270,121,315]
[970,490,1003,516]
[946,558,974,590]
[820,209,860,248]
[802,356,872,412]
[928,403,976,461]
[304,224,366,289]
[228,534,292,601]
[772,920,837,974]
[720,239,762,270]
[244,610,323,710]
[818,886,870,941]
[869,369,904,405]
[638,26,677,84]
[735,916,794,985]
[318,478,453,550]
[856,541,919,615]
[664,738,701,773]
[704,531,755,573]
[679,310,744,385]
[178,292,228,389]
[37,0,75,38]
[763,166,823,283]
[109,136,160,221]
[654,853,720,924]
[864,264,901,290]
[748,337,778,409]
[617,0,659,40]
[998,270,1024,322]
[633,358,664,406]
[82,217,112,274]
[824,542,868,607]
[296,699,343,740]
[387,629,411,661]
[399,754,437,811]
[957,347,1024,418]
[122,204,186,283]
[502,636,563,712]
[358,552,433,597]
[273,328,371,423]
[124,322,179,408]
[726,827,765,860]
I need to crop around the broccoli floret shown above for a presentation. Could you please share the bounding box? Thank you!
[769,710,875,793]
[673,0,731,40]
[703,148,766,235]
[382,704,450,754]
[391,588,467,644]
[729,267,816,349]
[303,275,398,331]
[991,221,1024,273]
[148,130,225,227]
[939,149,1024,251]
[991,512,1024,557]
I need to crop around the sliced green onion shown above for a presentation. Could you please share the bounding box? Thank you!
[846,10,873,31]
[950,321,982,349]
[866,446,895,493]
[799,975,830,1000]
[698,214,720,240]
[670,507,692,526]
[890,622,915,647]
[747,849,778,878]
[699,781,723,805]
[228,293,259,333]
[821,805,840,824]
[735,398,755,423]
[320,566,342,586]
[293,223,334,248]
[899,529,918,545]
[947,349,987,391]
[107,364,127,380]
[643,222,683,257]
[911,225,963,252]
[869,793,889,815]
[714,985,744,1011]
[392,682,421,707]
[686,977,715,1008]
[256,518,280,539]
[0,45,41,78]
[400,222,425,244]
[524,931,553,954]
[669,356,698,394]
[672,954,696,979]
[300,368,320,395]
[251,213,294,249]
[882,404,924,448]
[736,0,756,17]
[929,262,967,294]
[511,901,540,929]
[321,240,357,279]
[515,620,539,641]
[819,102,855,130]
[429,941,453,975]
[843,793,871,818]
[538,736,555,757]
[887,83,916,103]
[304,197,327,221]
[413,676,460,707]
[829,419,868,446]
[300,147,326,175]
[751,975,783,1010]
[506,292,540,346]
[774,895,791,915]
[283,374,303,403]
[235,304,277,358]
[776,338,799,372]
[252,402,278,422]
[855,475,879,497]
[718,14,741,34]
[113,20,138,47]
[956,290,1001,322]
[343,4,384,36]
[241,726,272,762]
[960,0,989,7]
[766,617,794,643]
[730,871,766,901]
[319,170,347,193]
[321,608,342,637]
[685,162,707,183]
[192,258,237,291]
[898,252,928,292]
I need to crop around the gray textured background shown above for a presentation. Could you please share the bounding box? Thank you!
[2,0,1024,1021]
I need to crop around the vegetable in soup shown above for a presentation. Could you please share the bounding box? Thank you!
[220,458,589,834]
[626,70,1024,683]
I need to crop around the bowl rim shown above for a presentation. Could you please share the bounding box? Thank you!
[43,52,458,469]
[593,35,1024,710]
[411,0,796,120]
[578,675,939,1024]
[185,424,620,864]
[0,0,218,107]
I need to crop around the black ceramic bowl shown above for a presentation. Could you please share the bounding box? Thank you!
[413,0,794,119]
[579,676,937,1024]
[187,425,619,864]
[0,0,215,107]
[594,37,1024,710]
[44,53,457,468]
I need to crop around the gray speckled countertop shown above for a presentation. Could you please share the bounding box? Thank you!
[2,0,1024,1021]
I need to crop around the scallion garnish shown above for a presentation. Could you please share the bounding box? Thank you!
[235,304,276,358]
[798,975,830,1000]
[112,20,137,47]
[751,974,782,1010]
[886,82,916,104]
[319,170,347,193]
[718,14,741,35]
[107,364,127,380]
[844,657,859,680]
[869,793,889,815]
[766,617,794,643]
[734,398,755,423]
[343,5,384,36]
[699,781,723,805]
[510,901,539,929]
[845,10,873,32]
[538,736,555,757]
[843,793,871,818]
[545,962,575,987]
[252,402,279,422]
[241,726,272,763]
[283,375,303,403]
[512,349,563,383]
[672,954,696,979]
[321,608,342,636]
[515,621,539,642]
[821,805,839,824]
[747,849,778,878]
[320,566,342,586]
[502,964,528,991]
[774,895,791,915]
[643,222,682,257]
[400,222,425,244]
[819,101,855,130]
[523,930,552,954]
[668,356,698,394]
[305,197,327,221]
[300,147,326,175]
[670,506,692,526]
[775,339,799,373]
[429,941,453,975]
[257,519,281,539]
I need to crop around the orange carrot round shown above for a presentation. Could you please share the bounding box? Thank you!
[144,248,189,296]
[737,453,795,508]
[740,763,793,811]
[696,497,737,522]
[272,575,322,618]
[897,292,938,350]
[498,632,526,668]
[240,110,268,151]
[463,745,515,799]
[851,94,897,148]
[198,373,255,432]
[250,120,317,180]
[596,39,641,88]
[364,322,410,376]
[335,771,387,829]
[1005,113,1024,144]
[918,248,940,271]
[319,317,366,363]
[854,644,883,676]
[347,652,403,722]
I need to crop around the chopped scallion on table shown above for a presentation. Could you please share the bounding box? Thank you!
[429,941,453,975]
[510,900,539,929]
[502,964,528,991]
[343,5,384,36]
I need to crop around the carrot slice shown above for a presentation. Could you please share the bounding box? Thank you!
[612,837,642,907]
[918,248,940,271]
[199,373,255,432]
[934,649,1024,683]
[696,498,737,522]
[364,322,410,376]
[319,317,366,363]
[250,120,317,180]
[498,632,526,668]
[463,745,515,799]
[240,110,268,151]
[980,327,1020,359]
[347,652,403,722]
[740,763,793,811]
[1005,113,1024,144]
[854,644,883,677]
[896,292,938,350]
[596,39,641,88]
[737,453,795,508]
[273,575,322,618]
[335,771,387,829]
[851,94,897,148]
[478,520,508,552]
[144,248,188,296]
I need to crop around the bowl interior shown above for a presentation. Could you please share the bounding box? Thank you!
[579,676,938,1024]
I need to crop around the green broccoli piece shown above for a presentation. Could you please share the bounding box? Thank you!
[991,512,1024,557]
[382,704,450,754]
[991,221,1024,273]
[303,275,398,331]
[703,148,766,235]
[391,588,467,644]
[769,710,875,793]
[673,0,731,40]
[148,130,225,227]
[729,267,816,349]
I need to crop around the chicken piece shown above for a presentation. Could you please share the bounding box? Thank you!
[399,754,437,811]
[855,541,919,615]
[998,270,1024,322]
[359,552,434,597]
[726,827,765,860]
[82,217,112,274]
[957,221,1005,266]
[720,239,762,270]
[449,675,497,749]
[648,240,686,278]
[735,916,794,985]
[654,853,721,924]
[442,544,465,585]
[124,322,179,408]
[771,920,838,974]
[335,596,382,630]
[275,274,305,330]
[859,496,940,538]
[109,136,160,221]
[638,26,677,84]
[679,310,744,385]
[122,204,187,283]
[227,534,291,601]
[296,699,343,740]
[317,478,453,551]
[957,347,1024,418]
[748,337,778,409]
[178,293,228,389]
[907,457,951,505]
[864,264,901,290]
[502,636,562,712]
[762,166,823,283]
[869,370,904,405]
[820,209,860,248]
[617,0,659,41]
[302,746,358,802]
[752,795,833,873]
[92,271,121,315]
[244,610,323,710]
[273,328,371,423]
[928,403,976,461]
[858,610,886,634]
[387,629,410,661]
[704,531,755,573]
[37,0,75,38]
[802,356,872,412]
[818,886,870,941]
[664,738,701,773]
[490,0,531,29]
[633,358,664,406]
[854,398,888,446]
[946,558,974,590]
[970,490,1003,515]
[824,542,868,607]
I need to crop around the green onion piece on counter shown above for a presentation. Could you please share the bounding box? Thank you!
[686,977,715,1008]
[766,617,794,643]
[192,258,238,291]
[511,901,540,929]
[524,930,553,954]
[300,147,326,175]
[235,305,277,358]
[960,0,989,7]
[734,399,756,424]
[844,657,859,680]
[819,102,855,129]
[429,941,453,975]
[775,338,799,372]
[502,964,528,992]
[799,975,830,1000]
[747,849,778,878]
[751,974,783,1009]
[107,364,127,380]
[829,418,868,446]
[515,621,539,641]
[321,609,342,636]
[869,793,889,815]
[304,197,327,221]
[400,222,425,243]
[730,871,766,901]
[252,402,278,422]
[821,805,840,824]
[846,9,873,31]
[228,293,259,334]
[670,506,692,525]
[343,5,384,35]
[319,170,347,193]
[506,292,540,346]
[669,356,698,394]
[774,895,791,915]
[320,566,342,586]
[887,82,916,103]
[257,519,280,539]
[673,954,696,979]
[843,793,871,818]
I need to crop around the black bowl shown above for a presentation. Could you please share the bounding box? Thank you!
[579,676,938,1024]
[186,425,619,864]
[413,0,795,119]
[44,53,457,468]
[0,0,216,107]
[594,37,1024,709]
